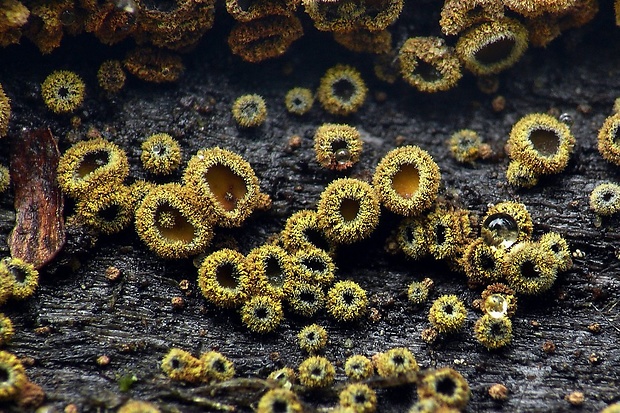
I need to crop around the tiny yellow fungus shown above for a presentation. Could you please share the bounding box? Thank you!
[590,182,620,216]
[440,0,505,36]
[200,351,235,382]
[0,165,10,193]
[117,400,161,413]
[539,231,572,272]
[399,36,462,93]
[397,216,430,260]
[228,16,303,63]
[344,354,374,381]
[57,138,129,199]
[327,280,368,322]
[407,279,432,305]
[373,52,400,84]
[314,123,363,171]
[408,398,458,413]
[298,324,328,353]
[140,133,182,175]
[599,113,620,166]
[317,65,367,116]
[316,178,380,244]
[240,295,283,334]
[503,0,580,17]
[474,314,513,349]
[225,0,300,22]
[183,147,263,227]
[481,201,533,249]
[298,355,335,388]
[285,87,314,115]
[0,314,14,346]
[257,388,303,413]
[375,347,419,377]
[124,47,185,83]
[303,0,403,33]
[198,249,251,308]
[160,348,202,383]
[128,180,157,211]
[246,244,297,300]
[0,270,13,306]
[507,113,575,177]
[448,129,483,164]
[293,248,336,286]
[284,280,325,317]
[339,383,377,413]
[462,238,505,285]
[75,185,133,235]
[428,295,467,333]
[602,403,620,413]
[417,368,471,409]
[0,84,10,138]
[373,146,441,217]
[268,367,296,387]
[455,18,528,76]
[480,283,518,318]
[0,257,39,300]
[135,183,214,259]
[506,160,539,188]
[333,29,392,55]
[0,351,26,401]
[231,94,267,128]
[282,210,334,253]
[503,242,558,295]
[41,70,85,114]
[427,208,471,260]
[97,60,126,94]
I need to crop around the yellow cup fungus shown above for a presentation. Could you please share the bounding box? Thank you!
[344,354,374,381]
[198,249,251,308]
[503,242,557,295]
[118,400,161,413]
[506,159,539,188]
[231,94,267,128]
[293,248,336,286]
[282,209,334,253]
[327,280,368,322]
[407,279,432,305]
[246,244,297,300]
[480,201,533,249]
[257,388,303,413]
[75,185,133,235]
[285,87,314,115]
[373,146,441,217]
[298,355,335,388]
[427,208,472,260]
[417,368,471,409]
[440,0,505,36]
[240,295,283,334]
[160,348,203,383]
[314,123,363,171]
[97,60,126,94]
[0,351,27,401]
[428,295,467,333]
[590,182,620,216]
[375,347,419,377]
[0,314,14,346]
[200,351,235,382]
[448,129,486,164]
[140,133,182,175]
[397,216,430,260]
[597,112,620,166]
[455,18,528,76]
[183,147,263,227]
[474,314,513,350]
[135,183,214,259]
[124,47,185,83]
[462,238,505,285]
[317,64,367,116]
[284,280,325,317]
[399,36,462,93]
[268,367,296,387]
[333,29,392,55]
[57,138,129,199]
[0,257,39,300]
[297,323,328,353]
[539,232,572,272]
[0,165,9,193]
[41,70,85,114]
[0,84,10,138]
[303,0,403,33]
[225,0,300,22]
[339,383,377,413]
[317,178,380,244]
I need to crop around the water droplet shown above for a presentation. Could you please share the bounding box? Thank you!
[559,113,573,126]
[152,144,165,156]
[115,0,137,13]
[481,213,519,248]
[60,10,76,26]
[334,147,351,165]
[484,294,508,318]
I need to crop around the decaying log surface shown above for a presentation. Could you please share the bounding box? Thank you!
[0,2,620,412]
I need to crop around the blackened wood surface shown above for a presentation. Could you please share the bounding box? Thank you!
[0,2,620,412]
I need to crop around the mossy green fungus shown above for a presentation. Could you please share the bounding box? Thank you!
[140,133,182,175]
[327,280,368,322]
[257,388,303,413]
[344,354,374,381]
[375,347,419,377]
[57,138,129,199]
[0,351,26,401]
[41,69,86,114]
[481,201,533,249]
[598,112,620,166]
[198,248,251,308]
[428,294,467,333]
[339,383,377,413]
[399,36,462,93]
[317,64,367,116]
[314,123,363,171]
[373,145,441,217]
[503,242,558,295]
[0,257,39,300]
[455,18,528,76]
[240,295,283,334]
[317,178,381,244]
[200,351,235,382]
[160,348,203,383]
[507,113,575,178]
[135,183,214,259]
[417,368,471,409]
[183,147,263,228]
[231,93,267,127]
[298,355,335,388]
[297,323,328,353]
[474,314,513,350]
[285,87,314,115]
[246,244,297,300]
[75,185,133,235]
[590,182,620,216]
